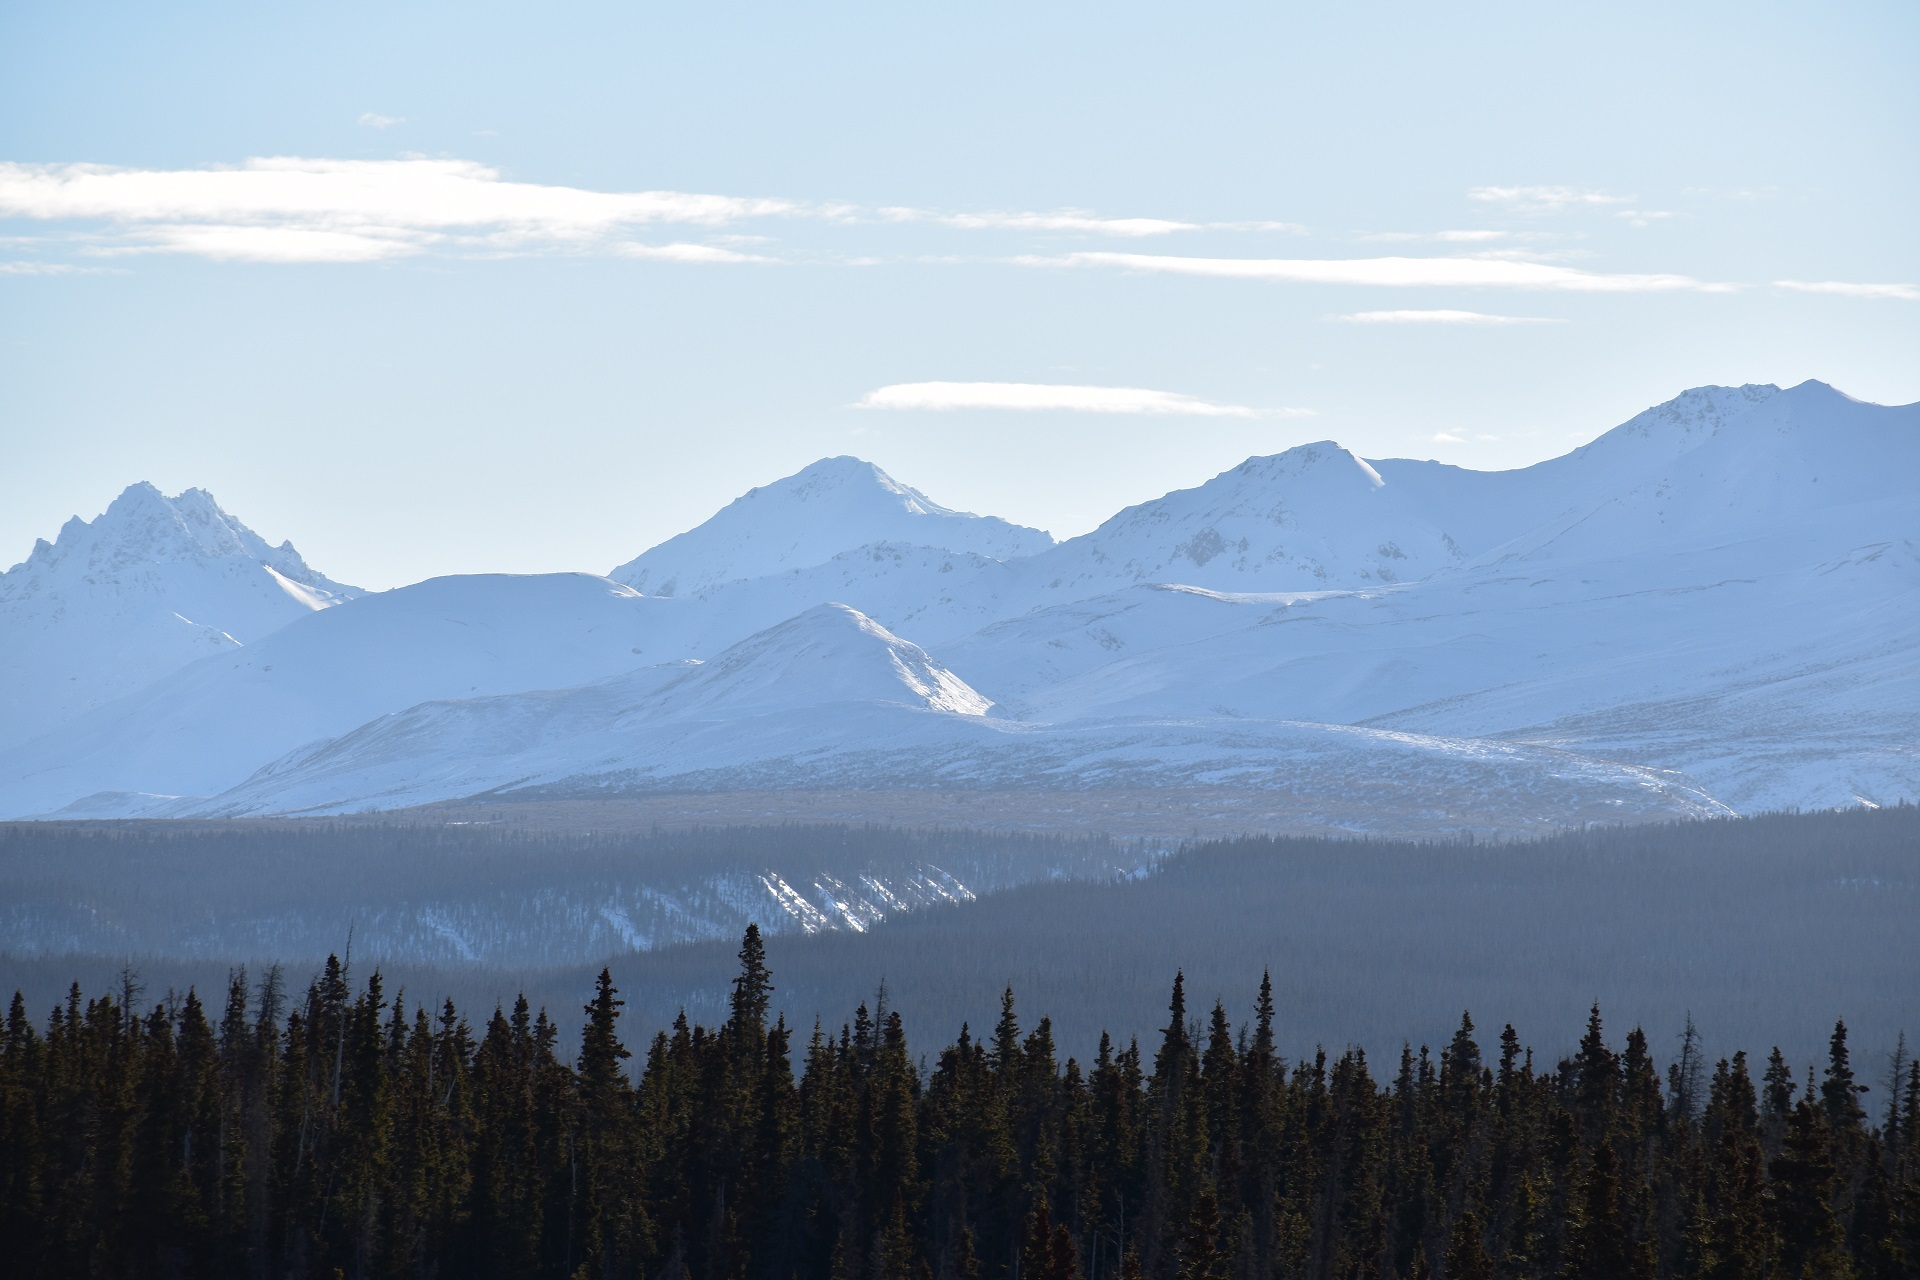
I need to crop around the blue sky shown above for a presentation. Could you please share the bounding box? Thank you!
[3,2,1914,589]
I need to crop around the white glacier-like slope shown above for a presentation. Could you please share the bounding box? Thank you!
[0,483,360,748]
[608,455,1053,596]
[0,572,676,816]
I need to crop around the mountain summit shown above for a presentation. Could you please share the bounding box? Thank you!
[0,483,360,747]
[609,456,1053,597]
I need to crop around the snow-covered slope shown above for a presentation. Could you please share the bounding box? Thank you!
[0,483,359,747]
[609,455,1053,595]
[183,605,1725,836]
[188,604,994,815]
[0,573,670,816]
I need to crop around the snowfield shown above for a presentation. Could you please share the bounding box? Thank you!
[0,379,1913,832]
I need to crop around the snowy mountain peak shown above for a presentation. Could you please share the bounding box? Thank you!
[770,456,952,513]
[0,484,363,749]
[1230,441,1385,489]
[648,603,994,718]
[5,482,355,597]
[609,457,1053,597]
[1576,383,1780,459]
[1010,438,1448,599]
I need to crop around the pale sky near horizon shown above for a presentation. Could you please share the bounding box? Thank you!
[2,2,1915,590]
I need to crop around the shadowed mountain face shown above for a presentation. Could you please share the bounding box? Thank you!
[1,381,1914,828]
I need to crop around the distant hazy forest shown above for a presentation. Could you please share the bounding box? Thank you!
[1,806,1915,1089]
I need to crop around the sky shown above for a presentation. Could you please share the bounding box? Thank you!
[2,2,1914,590]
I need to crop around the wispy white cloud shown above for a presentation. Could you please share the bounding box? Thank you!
[1338,309,1565,325]
[1468,185,1634,212]
[876,208,1308,237]
[1616,209,1677,228]
[357,112,404,129]
[880,207,1200,237]
[1431,432,1466,444]
[1359,229,1511,244]
[854,381,1303,417]
[0,260,92,275]
[1775,279,1919,301]
[614,242,773,264]
[0,157,803,264]
[97,224,423,263]
[0,158,799,227]
[0,157,1308,265]
[1036,251,1728,293]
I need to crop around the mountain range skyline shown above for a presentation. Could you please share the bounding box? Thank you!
[3,377,1910,827]
[5,377,1870,591]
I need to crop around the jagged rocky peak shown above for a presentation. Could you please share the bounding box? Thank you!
[4,481,356,598]
[609,456,1053,597]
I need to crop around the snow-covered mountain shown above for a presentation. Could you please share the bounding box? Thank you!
[1006,442,1467,600]
[2,380,1912,829]
[0,483,359,748]
[608,455,1052,596]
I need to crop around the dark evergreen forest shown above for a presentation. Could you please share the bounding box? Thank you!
[5,927,1917,1280]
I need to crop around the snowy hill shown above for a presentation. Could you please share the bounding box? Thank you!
[1,381,1912,828]
[0,483,359,748]
[609,455,1053,596]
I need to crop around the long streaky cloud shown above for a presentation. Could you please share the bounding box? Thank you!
[1339,309,1565,325]
[0,158,801,264]
[877,208,1308,237]
[855,381,1298,417]
[880,207,1201,237]
[1038,251,1728,293]
[0,158,795,228]
[1775,279,1918,301]
[0,157,1310,264]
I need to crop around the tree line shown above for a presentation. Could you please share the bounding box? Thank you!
[2,925,1915,1280]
